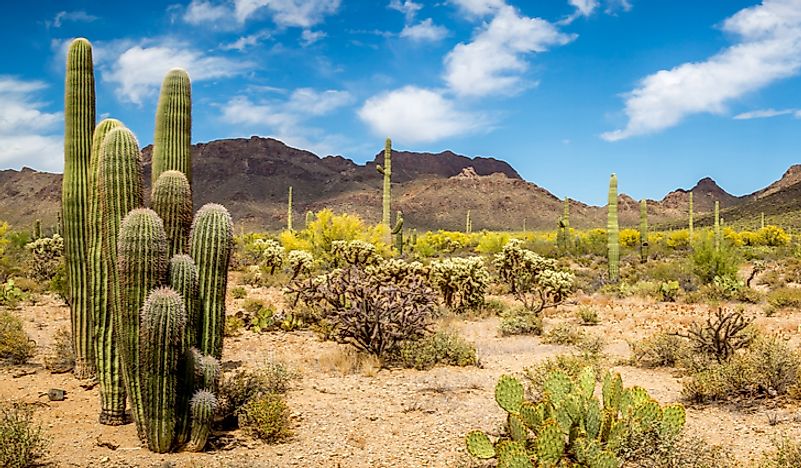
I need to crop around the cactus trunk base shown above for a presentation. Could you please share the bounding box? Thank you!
[73,359,95,380]
[99,409,129,426]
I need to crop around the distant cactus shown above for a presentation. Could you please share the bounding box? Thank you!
[117,208,168,438]
[34,219,41,240]
[305,210,314,228]
[287,186,293,231]
[140,287,187,454]
[392,210,404,255]
[96,125,143,426]
[151,170,192,258]
[714,200,721,252]
[640,199,648,263]
[152,68,192,186]
[376,138,392,226]
[557,197,570,253]
[688,192,694,241]
[189,204,233,358]
[62,37,96,379]
[465,210,472,234]
[607,174,619,283]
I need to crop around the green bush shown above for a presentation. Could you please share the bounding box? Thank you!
[237,394,292,443]
[762,438,801,468]
[767,287,801,309]
[498,306,543,336]
[231,286,247,299]
[429,257,490,311]
[394,331,478,370]
[217,360,297,429]
[690,241,740,285]
[629,332,688,368]
[0,401,49,468]
[0,311,34,364]
[0,280,26,309]
[542,322,585,346]
[576,306,599,325]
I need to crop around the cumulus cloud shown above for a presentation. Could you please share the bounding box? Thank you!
[602,0,801,141]
[389,0,422,22]
[449,0,506,17]
[444,4,575,96]
[220,30,272,50]
[0,77,63,172]
[233,0,340,26]
[183,1,229,24]
[358,86,485,143]
[400,18,449,42]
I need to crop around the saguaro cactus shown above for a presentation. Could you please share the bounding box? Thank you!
[117,208,168,438]
[465,210,472,234]
[377,138,392,226]
[95,124,141,425]
[639,199,648,263]
[185,390,217,452]
[152,68,192,186]
[688,192,694,241]
[190,204,233,358]
[287,186,293,231]
[62,37,96,379]
[714,201,721,252]
[151,170,192,258]
[558,197,570,252]
[34,219,41,239]
[607,174,619,283]
[392,210,404,255]
[305,210,314,228]
[168,255,198,351]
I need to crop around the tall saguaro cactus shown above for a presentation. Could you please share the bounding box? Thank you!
[151,170,192,259]
[639,199,648,263]
[714,201,721,252]
[96,124,141,425]
[607,174,619,283]
[465,210,472,234]
[152,68,192,186]
[63,37,97,379]
[377,138,392,226]
[190,204,233,358]
[117,208,168,438]
[688,192,694,241]
[558,197,570,252]
[287,186,293,231]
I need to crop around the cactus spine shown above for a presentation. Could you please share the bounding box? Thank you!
[287,186,293,231]
[95,123,138,425]
[465,210,472,234]
[639,199,648,263]
[152,68,192,186]
[377,138,392,226]
[688,192,694,241]
[190,204,233,358]
[714,201,721,252]
[607,174,619,283]
[117,208,168,437]
[63,37,96,379]
[140,288,187,453]
[392,210,404,255]
[152,170,192,259]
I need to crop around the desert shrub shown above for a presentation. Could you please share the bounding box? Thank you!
[682,335,801,404]
[493,240,574,312]
[629,332,688,368]
[761,437,801,468]
[525,349,604,396]
[634,433,734,468]
[498,306,543,336]
[657,281,681,302]
[286,250,313,280]
[394,330,478,370]
[690,241,740,284]
[677,308,753,363]
[0,280,26,309]
[331,239,381,267]
[231,286,247,299]
[237,394,292,443]
[365,258,427,286]
[666,230,690,249]
[576,306,599,325]
[0,401,49,468]
[414,230,472,257]
[475,232,510,255]
[224,315,244,337]
[543,322,585,346]
[620,228,640,248]
[429,256,490,311]
[25,234,63,282]
[767,286,801,309]
[0,311,34,364]
[756,226,791,247]
[217,360,296,428]
[43,327,74,373]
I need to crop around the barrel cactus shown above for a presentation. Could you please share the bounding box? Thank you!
[152,68,192,186]
[607,174,619,283]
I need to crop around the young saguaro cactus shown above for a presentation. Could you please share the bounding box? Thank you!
[465,210,472,234]
[96,124,141,425]
[62,37,97,379]
[185,390,217,452]
[607,173,619,283]
[151,170,192,259]
[117,208,168,438]
[714,200,721,252]
[640,199,648,263]
[140,287,187,454]
[688,192,694,241]
[189,204,233,358]
[392,210,404,255]
[168,254,199,351]
[376,138,392,226]
[152,68,192,186]
[287,186,293,231]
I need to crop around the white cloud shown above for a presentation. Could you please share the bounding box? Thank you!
[358,86,485,143]
[450,0,506,16]
[233,0,340,27]
[603,0,801,141]
[301,29,327,46]
[183,0,229,24]
[401,18,449,42]
[389,0,422,22]
[47,10,98,28]
[103,41,250,104]
[733,108,801,119]
[285,88,352,114]
[0,77,63,172]
[569,0,599,16]
[444,4,575,96]
[220,30,272,50]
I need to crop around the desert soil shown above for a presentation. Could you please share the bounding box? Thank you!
[2,286,801,468]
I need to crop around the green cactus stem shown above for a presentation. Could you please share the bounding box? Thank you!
[714,201,721,252]
[305,210,314,228]
[465,210,472,234]
[95,123,137,426]
[34,219,41,239]
[287,186,293,231]
[140,287,187,454]
[392,210,404,255]
[152,170,192,259]
[688,192,694,242]
[169,254,198,351]
[189,204,233,358]
[117,208,168,438]
[562,197,571,252]
[639,199,648,263]
[376,137,392,226]
[152,68,192,186]
[184,390,217,452]
[607,174,619,283]
[63,37,97,379]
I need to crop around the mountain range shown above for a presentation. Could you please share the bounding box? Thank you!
[0,136,797,233]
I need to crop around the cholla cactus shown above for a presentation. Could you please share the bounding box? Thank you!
[366,258,427,286]
[287,250,314,280]
[331,240,381,267]
[466,369,686,467]
[259,239,285,274]
[494,240,574,313]
[26,234,64,281]
[429,257,490,311]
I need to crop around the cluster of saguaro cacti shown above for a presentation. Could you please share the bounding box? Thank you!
[63,38,233,453]
[287,186,293,231]
[714,200,721,252]
[607,174,619,283]
[688,192,694,241]
[557,197,570,252]
[465,210,472,234]
[639,199,648,263]
[377,137,392,226]
[392,210,404,255]
[465,369,686,467]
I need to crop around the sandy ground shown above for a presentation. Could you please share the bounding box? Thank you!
[2,288,801,467]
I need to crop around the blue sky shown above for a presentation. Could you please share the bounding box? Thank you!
[1,0,800,205]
